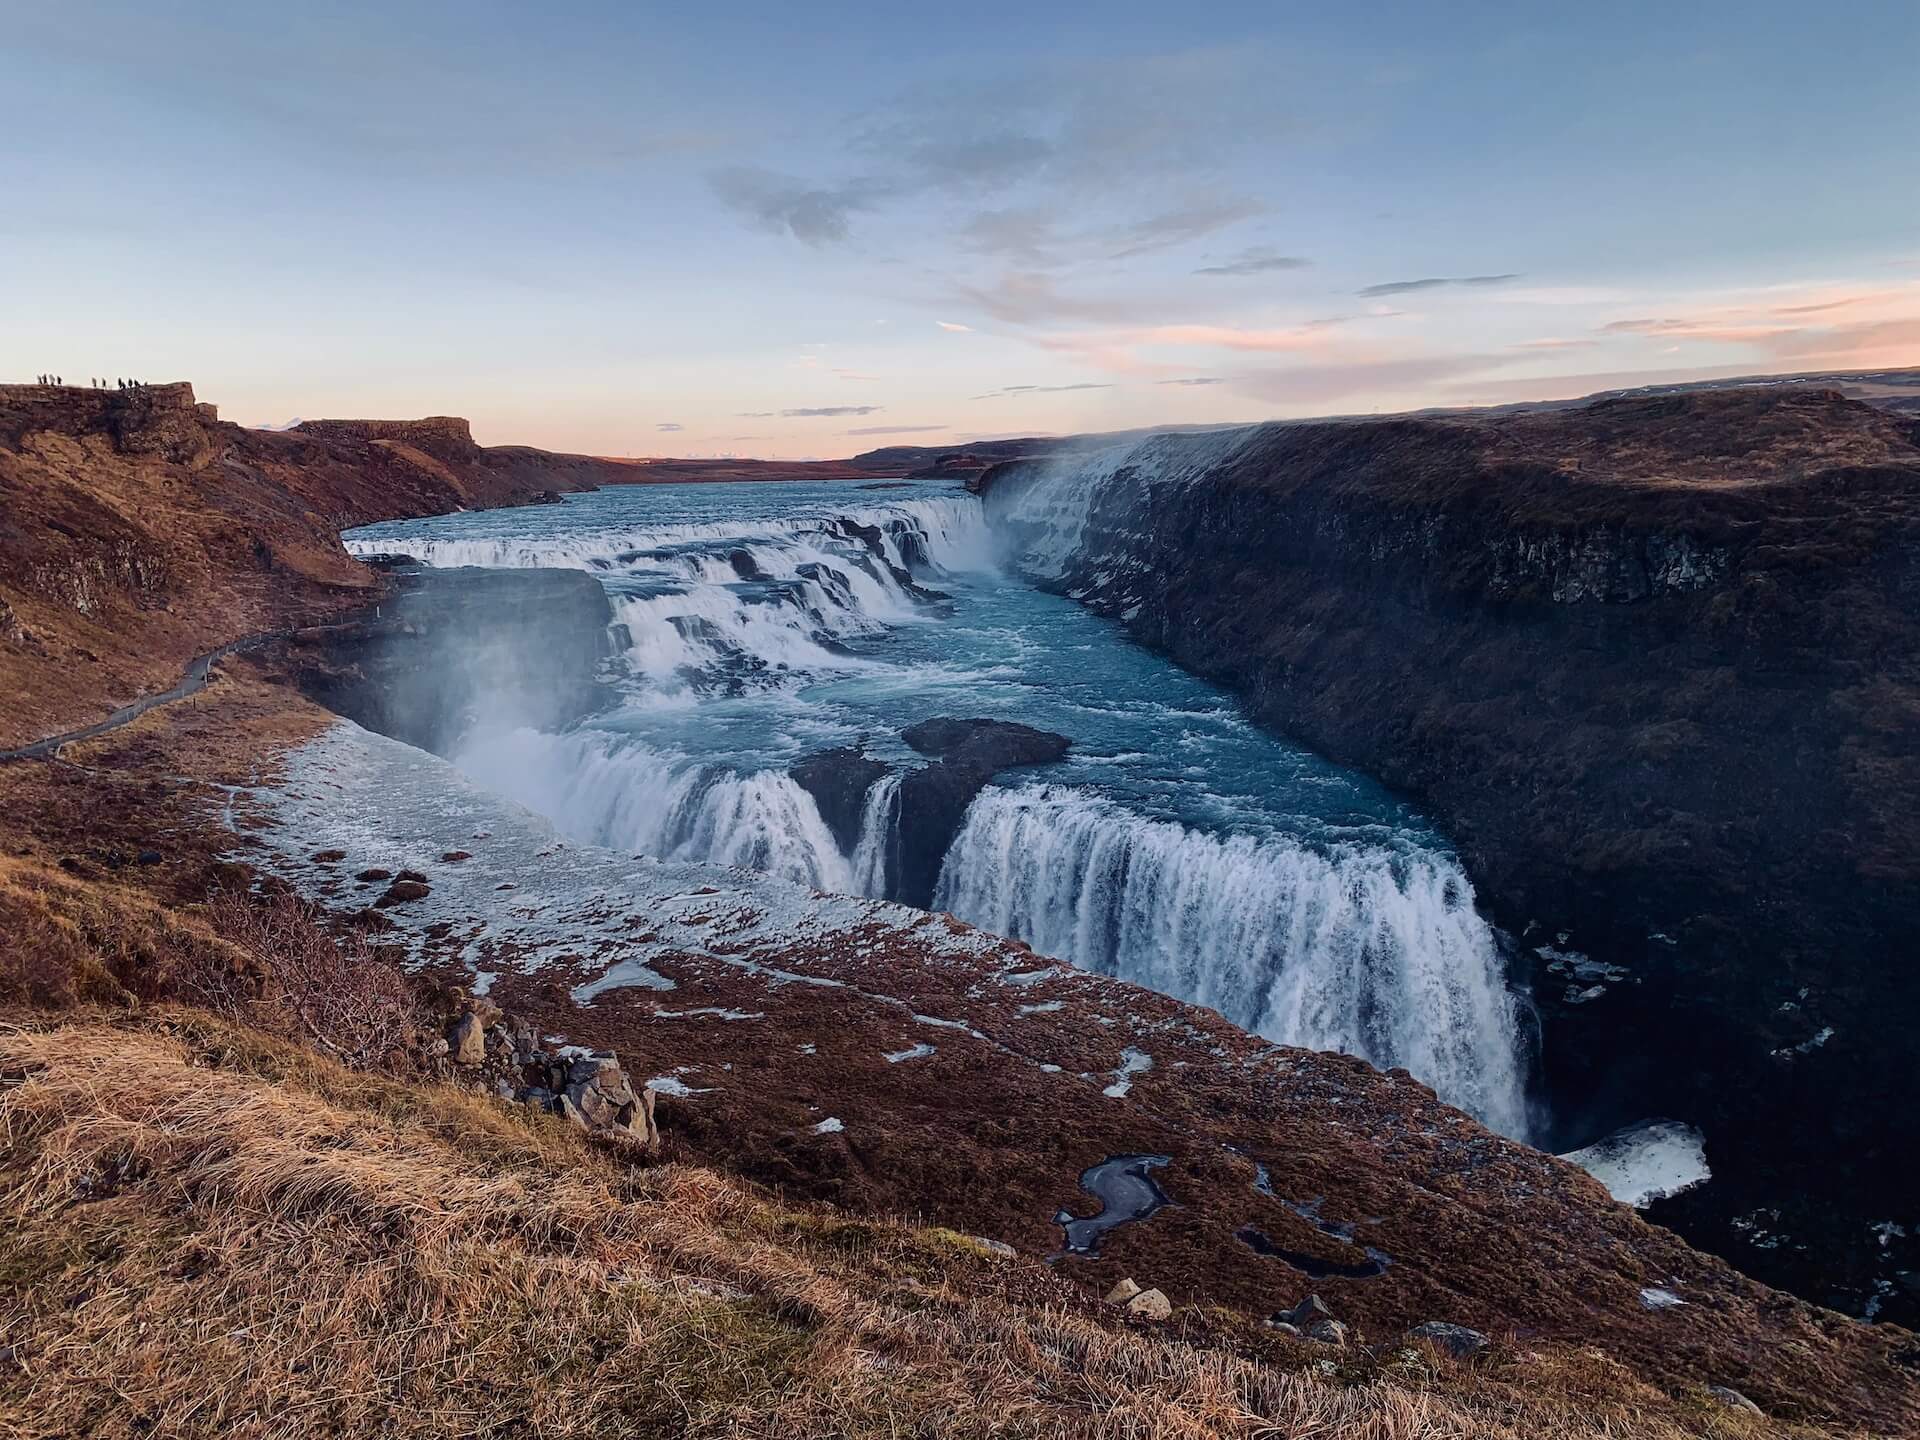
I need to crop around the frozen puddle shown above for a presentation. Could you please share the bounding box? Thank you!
[1561,1119,1710,1208]
[1054,1154,1172,1257]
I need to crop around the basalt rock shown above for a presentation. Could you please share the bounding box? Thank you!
[892,718,1070,908]
[789,747,889,855]
[788,719,1071,907]
[1408,1321,1489,1359]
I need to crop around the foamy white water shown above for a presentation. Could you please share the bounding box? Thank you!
[935,784,1529,1138]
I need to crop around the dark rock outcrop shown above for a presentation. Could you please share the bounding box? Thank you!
[788,719,1070,906]
[893,719,1070,906]
[979,386,1920,1322]
[789,747,889,855]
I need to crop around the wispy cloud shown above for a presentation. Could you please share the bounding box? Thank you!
[1194,247,1311,277]
[1108,199,1265,260]
[655,422,684,431]
[1229,353,1518,404]
[737,405,884,418]
[708,166,892,246]
[1357,273,1520,298]
[972,382,1114,399]
[936,320,974,332]
[846,424,949,435]
[1514,337,1599,351]
[1158,376,1227,385]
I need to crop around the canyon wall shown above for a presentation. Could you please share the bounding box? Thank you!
[980,387,1920,1319]
[0,383,634,749]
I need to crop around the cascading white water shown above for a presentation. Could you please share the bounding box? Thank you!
[455,728,851,892]
[990,429,1256,580]
[849,771,903,898]
[934,784,1529,1138]
[347,477,1534,1140]
[348,496,993,696]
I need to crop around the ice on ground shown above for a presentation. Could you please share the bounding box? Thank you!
[1639,1287,1686,1310]
[884,1043,936,1064]
[574,959,677,1002]
[1561,1119,1710,1208]
[1104,1046,1153,1098]
[646,1076,713,1098]
[813,1117,844,1134]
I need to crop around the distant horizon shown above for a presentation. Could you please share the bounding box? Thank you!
[6,3,1916,458]
[216,359,1915,463]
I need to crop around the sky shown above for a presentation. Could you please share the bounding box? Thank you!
[4,1,1918,457]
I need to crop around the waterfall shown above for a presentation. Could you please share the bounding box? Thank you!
[455,728,851,892]
[349,496,996,698]
[934,784,1529,1138]
[986,429,1256,580]
[849,772,903,898]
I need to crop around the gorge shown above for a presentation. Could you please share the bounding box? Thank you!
[6,378,1920,1434]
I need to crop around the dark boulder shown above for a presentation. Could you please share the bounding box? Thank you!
[893,718,1069,908]
[790,747,889,855]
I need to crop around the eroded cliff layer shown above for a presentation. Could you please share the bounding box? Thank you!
[980,387,1920,1319]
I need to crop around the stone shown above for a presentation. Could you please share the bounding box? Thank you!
[1125,1288,1172,1321]
[972,1238,1017,1259]
[1274,1294,1334,1330]
[1706,1386,1763,1416]
[1408,1321,1489,1359]
[355,867,392,883]
[1104,1278,1142,1304]
[1307,1319,1348,1347]
[377,879,430,906]
[1264,1320,1302,1337]
[448,1012,486,1065]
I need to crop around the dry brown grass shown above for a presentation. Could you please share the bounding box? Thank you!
[0,1014,1817,1440]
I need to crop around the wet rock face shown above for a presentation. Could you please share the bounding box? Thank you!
[284,564,616,756]
[894,718,1075,902]
[893,719,1070,908]
[788,718,1071,907]
[788,747,889,855]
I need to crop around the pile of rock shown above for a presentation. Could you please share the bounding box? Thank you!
[1267,1293,1347,1345]
[436,997,658,1150]
[1103,1277,1172,1321]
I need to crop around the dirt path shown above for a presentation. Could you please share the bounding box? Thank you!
[0,634,282,764]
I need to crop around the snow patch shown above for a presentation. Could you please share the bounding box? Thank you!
[1104,1047,1153,1098]
[1562,1119,1710,1208]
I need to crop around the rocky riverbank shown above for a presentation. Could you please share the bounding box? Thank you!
[979,386,1920,1322]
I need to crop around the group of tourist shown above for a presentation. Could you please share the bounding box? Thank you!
[31,375,150,390]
